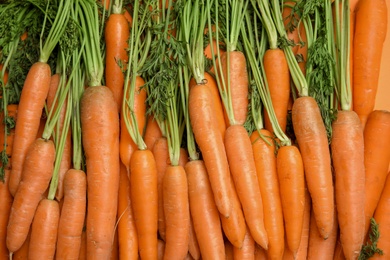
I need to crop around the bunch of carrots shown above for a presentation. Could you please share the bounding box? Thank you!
[0,0,389,259]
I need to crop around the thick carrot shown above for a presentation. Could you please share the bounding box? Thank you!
[277,144,305,256]
[251,129,284,258]
[188,214,200,260]
[0,167,12,259]
[224,124,268,250]
[144,114,163,152]
[116,162,138,260]
[330,110,365,259]
[120,76,147,170]
[292,96,334,239]
[81,86,120,259]
[163,165,190,260]
[105,7,130,112]
[28,199,60,259]
[370,173,390,259]
[185,160,225,259]
[130,149,158,260]
[263,49,291,134]
[6,138,55,253]
[188,82,232,218]
[363,110,390,237]
[56,169,87,260]
[353,0,388,127]
[8,62,51,196]
[232,226,255,260]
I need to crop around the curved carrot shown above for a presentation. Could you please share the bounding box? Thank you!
[263,49,291,134]
[363,110,390,237]
[28,199,60,259]
[189,82,232,218]
[81,86,120,259]
[144,114,163,152]
[163,165,190,260]
[9,62,51,196]
[232,226,255,260]
[56,169,87,260]
[331,110,365,259]
[6,138,55,253]
[251,129,284,258]
[185,160,225,259]
[130,149,158,260]
[292,96,334,239]
[353,0,388,127]
[224,124,268,250]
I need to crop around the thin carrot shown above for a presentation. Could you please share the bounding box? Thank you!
[28,199,60,259]
[6,138,56,253]
[353,0,388,128]
[0,167,12,259]
[55,169,87,260]
[232,226,255,260]
[188,214,200,260]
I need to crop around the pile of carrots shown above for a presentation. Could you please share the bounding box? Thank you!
[0,0,389,259]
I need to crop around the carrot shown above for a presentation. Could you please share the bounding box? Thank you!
[370,173,390,259]
[162,165,190,260]
[330,110,365,259]
[120,76,147,170]
[254,244,268,260]
[188,214,200,260]
[144,114,163,152]
[292,96,334,239]
[225,124,268,250]
[8,62,51,196]
[232,226,255,260]
[277,144,306,256]
[110,228,119,260]
[251,129,284,258]
[263,49,291,134]
[105,3,130,112]
[363,110,390,237]
[353,0,388,128]
[80,85,120,258]
[189,82,232,218]
[333,236,346,260]
[185,160,225,259]
[12,229,31,260]
[78,228,87,260]
[0,167,12,259]
[6,138,55,253]
[56,169,87,260]
[28,199,60,259]
[130,149,158,260]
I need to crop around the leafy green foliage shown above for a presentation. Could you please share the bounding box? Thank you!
[359,218,384,260]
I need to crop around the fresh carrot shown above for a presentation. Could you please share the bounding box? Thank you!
[55,169,87,260]
[12,229,31,260]
[370,173,390,259]
[162,165,190,260]
[353,0,388,128]
[78,228,87,260]
[0,167,12,259]
[130,149,158,259]
[292,96,334,239]
[144,114,163,152]
[331,110,365,259]
[185,160,225,259]
[251,129,285,258]
[28,198,60,259]
[105,2,130,112]
[363,110,390,237]
[232,226,255,260]
[6,138,55,253]
[188,214,200,260]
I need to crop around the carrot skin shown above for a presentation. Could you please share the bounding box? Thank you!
[12,229,31,260]
[188,214,201,260]
[185,160,225,260]
[0,168,12,259]
[292,96,334,239]
[81,86,120,258]
[232,226,255,260]
[6,138,55,253]
[144,114,163,152]
[56,169,87,260]
[9,62,51,196]
[130,149,158,260]
[225,125,268,250]
[28,199,60,259]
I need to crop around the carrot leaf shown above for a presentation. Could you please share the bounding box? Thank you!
[359,218,383,260]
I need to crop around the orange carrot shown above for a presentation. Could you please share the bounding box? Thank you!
[28,199,60,259]
[56,169,87,260]
[254,244,268,260]
[8,62,51,196]
[130,149,158,260]
[232,226,255,260]
[251,129,284,258]
[162,165,190,260]
[353,0,388,127]
[6,138,55,253]
[185,160,225,259]
[78,228,87,260]
[292,96,334,239]
[363,110,390,237]
[12,229,31,260]
[144,114,163,152]
[81,86,120,259]
[331,110,365,259]
[105,6,130,112]
[0,167,12,259]
[188,214,200,260]
[110,228,119,260]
